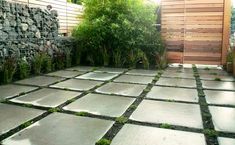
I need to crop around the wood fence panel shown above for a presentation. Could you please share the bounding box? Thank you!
[161,0,230,65]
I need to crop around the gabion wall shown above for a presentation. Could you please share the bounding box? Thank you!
[0,0,74,64]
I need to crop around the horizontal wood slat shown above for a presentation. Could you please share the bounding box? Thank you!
[162,0,225,65]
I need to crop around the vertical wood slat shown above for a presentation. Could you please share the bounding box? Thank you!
[222,0,231,65]
[161,0,230,65]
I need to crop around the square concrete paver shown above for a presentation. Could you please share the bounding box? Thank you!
[10,88,81,108]
[162,72,194,79]
[0,84,37,100]
[2,113,114,145]
[76,72,118,81]
[67,66,96,72]
[200,74,235,81]
[95,67,127,74]
[130,100,203,128]
[146,86,198,103]
[202,80,235,91]
[156,77,197,88]
[114,74,154,84]
[46,70,84,78]
[0,103,45,135]
[218,137,235,145]
[111,124,206,145]
[209,106,235,133]
[96,82,146,97]
[198,69,229,75]
[50,79,103,91]
[126,69,158,76]
[205,90,235,106]
[63,93,135,117]
[15,76,64,87]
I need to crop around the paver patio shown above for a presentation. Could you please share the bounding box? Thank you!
[0,65,235,145]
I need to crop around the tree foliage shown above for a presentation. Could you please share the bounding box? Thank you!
[73,0,166,68]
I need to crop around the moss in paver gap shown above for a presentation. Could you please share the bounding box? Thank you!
[160,123,173,129]
[193,65,219,145]
[115,116,128,124]
[75,112,89,116]
[96,138,111,145]
[48,108,61,113]
[214,78,221,81]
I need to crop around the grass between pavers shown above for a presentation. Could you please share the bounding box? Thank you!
[192,65,219,145]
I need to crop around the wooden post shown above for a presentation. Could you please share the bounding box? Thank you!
[222,0,231,65]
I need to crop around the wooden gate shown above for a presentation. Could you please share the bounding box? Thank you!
[161,0,231,65]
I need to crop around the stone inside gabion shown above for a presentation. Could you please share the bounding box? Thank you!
[0,0,75,65]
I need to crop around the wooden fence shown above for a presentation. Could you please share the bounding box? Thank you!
[161,0,231,65]
[8,0,83,34]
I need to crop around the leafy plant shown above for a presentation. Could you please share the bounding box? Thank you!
[53,52,66,70]
[72,0,165,68]
[32,53,43,75]
[0,57,17,83]
[16,59,31,79]
[41,53,52,73]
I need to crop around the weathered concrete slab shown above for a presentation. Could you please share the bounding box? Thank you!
[96,82,146,97]
[114,75,153,84]
[95,67,127,74]
[2,113,114,145]
[63,93,135,117]
[0,103,45,135]
[11,88,81,108]
[162,72,194,79]
[209,106,235,133]
[205,90,235,106]
[76,72,118,81]
[46,70,84,78]
[0,85,37,100]
[200,74,235,81]
[126,69,158,76]
[146,86,198,103]
[15,76,64,87]
[198,69,229,75]
[50,79,103,91]
[130,100,203,128]
[66,66,96,72]
[202,80,235,91]
[111,124,206,145]
[218,137,235,145]
[156,77,197,88]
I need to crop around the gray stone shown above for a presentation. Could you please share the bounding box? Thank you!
[146,86,198,103]
[114,74,154,84]
[0,84,37,100]
[0,103,45,135]
[131,100,203,128]
[67,66,96,72]
[156,77,197,88]
[10,88,81,108]
[64,93,135,117]
[202,80,235,91]
[218,137,235,145]
[209,106,235,133]
[96,82,146,97]
[15,76,64,87]
[0,30,8,40]
[50,79,103,91]
[21,23,28,31]
[95,67,127,74]
[205,90,235,106]
[2,113,114,145]
[126,69,158,76]
[35,30,41,38]
[76,72,118,81]
[111,124,206,145]
[47,70,84,78]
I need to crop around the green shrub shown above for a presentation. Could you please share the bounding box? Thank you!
[32,53,43,75]
[53,52,66,70]
[72,0,165,68]
[41,53,52,73]
[0,57,17,84]
[16,59,31,79]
